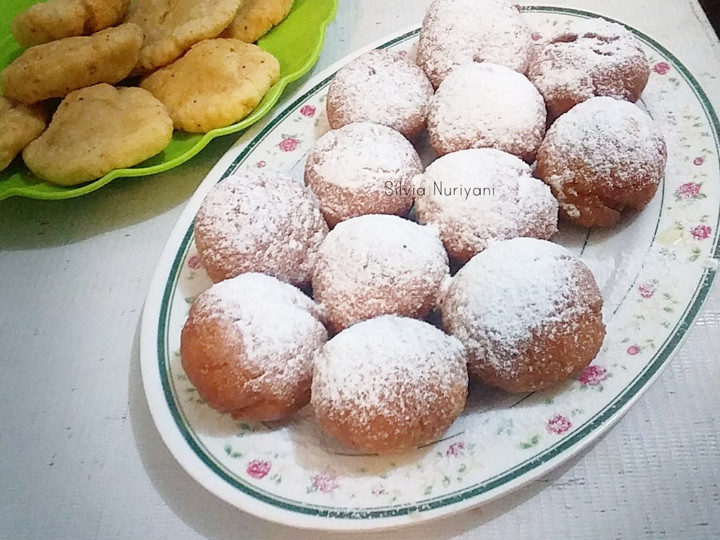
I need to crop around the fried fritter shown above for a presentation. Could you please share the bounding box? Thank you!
[140,39,280,133]
[2,23,143,104]
[22,83,173,185]
[124,0,243,74]
[222,0,294,43]
[0,96,47,172]
[12,0,131,48]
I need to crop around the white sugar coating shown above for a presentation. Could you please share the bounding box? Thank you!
[441,238,598,378]
[417,0,532,88]
[311,214,449,331]
[528,18,650,116]
[311,315,468,447]
[304,122,422,225]
[539,96,667,193]
[187,273,327,403]
[414,148,558,261]
[326,49,434,138]
[427,62,546,161]
[193,171,328,285]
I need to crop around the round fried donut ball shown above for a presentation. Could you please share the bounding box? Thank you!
[417,0,532,88]
[180,273,327,421]
[311,214,449,333]
[415,148,558,263]
[427,62,546,161]
[441,238,605,393]
[528,18,650,121]
[536,96,667,228]
[193,171,328,286]
[304,122,423,227]
[326,49,434,140]
[311,315,468,454]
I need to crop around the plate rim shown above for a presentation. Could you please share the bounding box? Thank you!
[140,6,720,532]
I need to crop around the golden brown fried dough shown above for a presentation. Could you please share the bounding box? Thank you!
[22,84,173,185]
[1,23,143,104]
[0,96,47,172]
[140,39,280,133]
[222,0,294,43]
[124,0,243,74]
[12,0,131,48]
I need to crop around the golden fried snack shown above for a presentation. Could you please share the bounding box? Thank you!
[124,0,243,74]
[12,0,131,48]
[1,23,143,104]
[140,39,280,133]
[0,96,47,172]
[222,0,294,43]
[22,84,173,185]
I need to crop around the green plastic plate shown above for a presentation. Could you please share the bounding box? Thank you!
[0,0,337,200]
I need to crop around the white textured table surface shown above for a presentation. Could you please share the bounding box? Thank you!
[1,1,720,538]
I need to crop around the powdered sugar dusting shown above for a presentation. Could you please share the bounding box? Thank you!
[415,148,558,261]
[528,18,650,117]
[186,273,327,407]
[311,315,468,449]
[427,62,546,161]
[442,238,597,378]
[417,0,532,88]
[304,122,422,224]
[193,171,328,285]
[538,96,667,204]
[326,49,433,138]
[312,214,449,331]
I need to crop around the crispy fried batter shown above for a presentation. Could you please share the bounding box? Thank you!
[124,0,243,74]
[12,0,131,48]
[222,0,294,43]
[140,38,280,133]
[0,96,47,172]
[22,83,173,185]
[2,23,143,104]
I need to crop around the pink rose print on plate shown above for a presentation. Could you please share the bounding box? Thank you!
[446,441,465,457]
[627,345,641,355]
[246,459,271,479]
[547,414,572,435]
[675,182,701,199]
[186,254,203,270]
[300,105,316,117]
[579,365,608,386]
[256,160,267,168]
[653,61,671,75]
[638,283,655,299]
[691,224,712,240]
[531,32,542,41]
[311,472,340,493]
[694,157,705,166]
[279,136,300,152]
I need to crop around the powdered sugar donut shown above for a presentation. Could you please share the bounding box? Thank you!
[193,171,328,286]
[528,18,650,120]
[304,122,422,227]
[426,62,546,161]
[441,238,605,393]
[415,149,558,263]
[311,315,468,454]
[326,49,434,140]
[536,96,667,228]
[311,214,449,333]
[180,273,327,421]
[417,0,532,88]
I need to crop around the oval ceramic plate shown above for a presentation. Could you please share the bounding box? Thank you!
[140,7,720,532]
[0,0,337,201]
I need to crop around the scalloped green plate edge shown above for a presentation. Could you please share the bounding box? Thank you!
[0,0,338,201]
